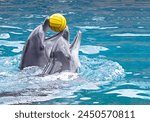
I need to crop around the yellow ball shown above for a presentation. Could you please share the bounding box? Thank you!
[49,13,67,32]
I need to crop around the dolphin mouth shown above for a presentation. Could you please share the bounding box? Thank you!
[62,26,70,42]
[45,26,70,42]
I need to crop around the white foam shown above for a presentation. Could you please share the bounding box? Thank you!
[0,33,10,39]
[80,56,125,82]
[105,89,150,100]
[80,45,109,54]
[0,69,93,104]
[80,97,91,101]
[0,54,125,104]
[42,72,79,81]
[12,48,23,53]
[0,72,8,76]
[111,33,150,37]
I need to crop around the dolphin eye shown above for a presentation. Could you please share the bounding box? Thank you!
[40,45,44,50]
[67,55,71,60]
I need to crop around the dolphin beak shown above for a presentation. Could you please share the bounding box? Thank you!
[70,31,81,51]
[62,26,70,42]
[70,31,82,68]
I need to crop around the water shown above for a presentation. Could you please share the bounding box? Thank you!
[0,0,150,105]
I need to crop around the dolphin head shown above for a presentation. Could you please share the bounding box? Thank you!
[44,26,70,58]
[41,28,81,75]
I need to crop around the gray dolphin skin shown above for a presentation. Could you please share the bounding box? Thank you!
[44,26,70,62]
[19,18,50,70]
[20,18,81,75]
[41,29,81,75]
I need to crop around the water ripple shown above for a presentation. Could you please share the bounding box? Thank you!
[111,33,150,37]
[0,25,22,30]
[105,89,150,100]
[80,45,109,54]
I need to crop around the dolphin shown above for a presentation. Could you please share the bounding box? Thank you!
[41,30,81,75]
[44,26,70,61]
[20,18,50,70]
[19,25,70,70]
[20,24,81,75]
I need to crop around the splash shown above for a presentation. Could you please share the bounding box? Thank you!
[0,53,125,104]
[0,42,125,104]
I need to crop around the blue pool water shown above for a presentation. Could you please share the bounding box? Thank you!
[0,0,150,104]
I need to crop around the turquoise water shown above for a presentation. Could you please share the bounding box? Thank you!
[0,0,150,104]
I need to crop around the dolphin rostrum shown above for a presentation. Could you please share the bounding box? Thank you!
[19,18,50,70]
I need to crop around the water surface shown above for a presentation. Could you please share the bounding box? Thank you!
[0,0,150,104]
